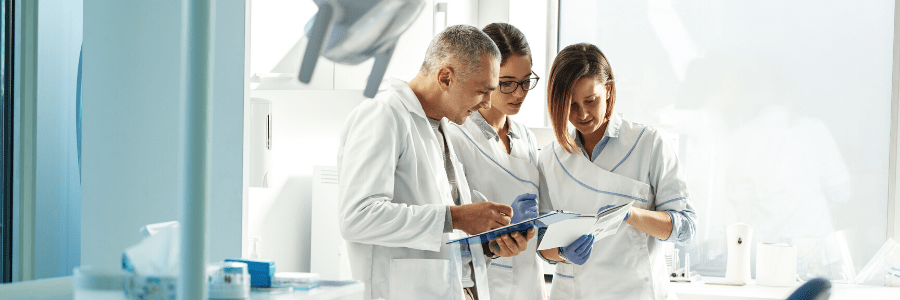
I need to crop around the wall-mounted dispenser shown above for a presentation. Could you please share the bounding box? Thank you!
[250,98,272,188]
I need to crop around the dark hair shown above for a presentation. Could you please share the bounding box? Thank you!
[482,23,531,65]
[547,43,616,153]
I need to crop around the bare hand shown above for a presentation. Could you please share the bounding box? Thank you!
[450,202,513,235]
[489,227,535,257]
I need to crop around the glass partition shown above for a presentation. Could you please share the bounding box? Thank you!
[559,0,894,281]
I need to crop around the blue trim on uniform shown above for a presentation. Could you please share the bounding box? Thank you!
[490,262,513,269]
[452,123,540,190]
[611,127,648,172]
[552,144,648,203]
[524,128,535,164]
[555,272,575,279]
[655,196,687,209]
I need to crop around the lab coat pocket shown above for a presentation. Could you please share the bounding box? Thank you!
[487,257,515,300]
[390,258,453,300]
[550,263,577,300]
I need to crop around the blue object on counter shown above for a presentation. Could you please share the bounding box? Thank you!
[225,258,275,287]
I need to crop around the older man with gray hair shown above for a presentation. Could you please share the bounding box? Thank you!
[338,25,536,300]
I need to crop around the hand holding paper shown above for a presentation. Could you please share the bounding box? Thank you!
[598,204,630,221]
[559,234,594,265]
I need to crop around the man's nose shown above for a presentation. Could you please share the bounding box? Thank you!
[480,94,492,110]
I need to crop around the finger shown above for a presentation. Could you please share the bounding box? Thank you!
[575,235,592,254]
[495,213,511,226]
[494,203,513,216]
[490,240,501,253]
[495,234,513,256]
[503,232,521,252]
[525,227,536,241]
[511,231,528,250]
[578,235,594,255]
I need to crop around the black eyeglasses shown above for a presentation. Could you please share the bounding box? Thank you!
[499,71,540,94]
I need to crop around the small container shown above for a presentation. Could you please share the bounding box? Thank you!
[224,258,275,287]
[208,262,251,299]
[73,266,127,300]
[272,272,320,290]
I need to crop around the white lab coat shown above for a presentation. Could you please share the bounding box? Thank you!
[538,114,694,300]
[445,112,546,300]
[337,78,490,300]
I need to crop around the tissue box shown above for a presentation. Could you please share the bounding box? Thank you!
[225,259,275,287]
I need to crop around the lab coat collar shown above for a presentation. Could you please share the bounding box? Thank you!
[469,111,522,141]
[606,112,623,138]
[390,77,428,120]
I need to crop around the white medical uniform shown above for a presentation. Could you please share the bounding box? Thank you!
[446,112,546,300]
[538,113,697,300]
[338,78,491,300]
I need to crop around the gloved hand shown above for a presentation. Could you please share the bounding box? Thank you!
[598,204,631,221]
[559,234,594,265]
[510,193,538,224]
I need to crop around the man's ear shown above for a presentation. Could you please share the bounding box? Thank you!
[437,66,454,92]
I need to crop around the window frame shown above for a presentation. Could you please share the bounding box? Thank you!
[1,0,14,284]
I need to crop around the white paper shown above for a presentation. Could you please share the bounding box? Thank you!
[538,201,634,250]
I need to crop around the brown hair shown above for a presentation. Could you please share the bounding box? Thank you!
[546,43,616,153]
[482,23,531,65]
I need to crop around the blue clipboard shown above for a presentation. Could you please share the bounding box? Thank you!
[446,211,580,245]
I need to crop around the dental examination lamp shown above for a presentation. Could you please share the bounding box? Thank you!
[299,0,425,98]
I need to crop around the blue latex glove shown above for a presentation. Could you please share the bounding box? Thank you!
[510,193,538,224]
[598,204,631,221]
[559,234,594,265]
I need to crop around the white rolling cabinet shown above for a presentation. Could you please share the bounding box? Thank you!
[333,0,436,90]
[310,166,352,280]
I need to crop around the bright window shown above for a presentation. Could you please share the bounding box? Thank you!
[559,0,893,280]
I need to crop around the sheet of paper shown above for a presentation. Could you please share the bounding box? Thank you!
[589,201,634,241]
[537,216,596,250]
[537,201,634,250]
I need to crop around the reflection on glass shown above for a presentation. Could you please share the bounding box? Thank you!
[560,0,893,280]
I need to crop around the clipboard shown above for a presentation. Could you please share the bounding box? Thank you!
[447,211,579,245]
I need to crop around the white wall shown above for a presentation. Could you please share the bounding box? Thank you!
[33,0,82,279]
[247,90,363,272]
[82,1,245,269]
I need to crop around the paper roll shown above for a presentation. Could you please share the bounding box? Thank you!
[756,243,797,287]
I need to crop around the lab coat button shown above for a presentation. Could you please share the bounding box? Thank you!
[644,277,650,282]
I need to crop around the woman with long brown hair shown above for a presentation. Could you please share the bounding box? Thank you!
[536,43,697,300]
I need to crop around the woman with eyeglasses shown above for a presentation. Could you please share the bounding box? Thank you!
[445,23,547,300]
[535,43,697,300]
